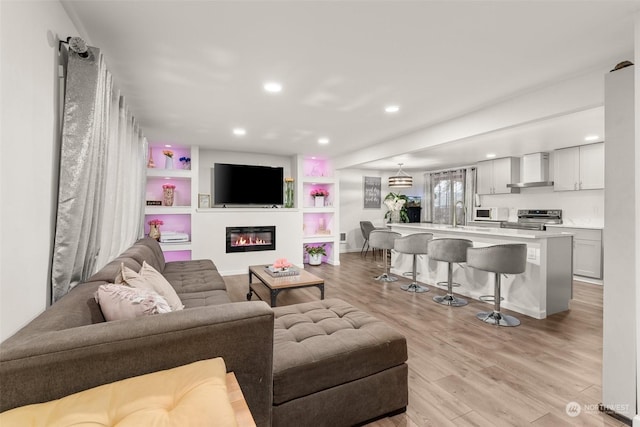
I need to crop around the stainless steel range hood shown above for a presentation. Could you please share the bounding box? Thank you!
[507,152,554,188]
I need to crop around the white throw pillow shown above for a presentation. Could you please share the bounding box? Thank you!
[95,283,171,321]
[117,262,184,311]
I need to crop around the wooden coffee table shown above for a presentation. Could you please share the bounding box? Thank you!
[247,265,325,307]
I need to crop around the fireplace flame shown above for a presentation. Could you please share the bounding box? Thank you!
[233,235,269,247]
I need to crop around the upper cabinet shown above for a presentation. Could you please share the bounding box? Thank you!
[553,143,604,191]
[476,157,520,194]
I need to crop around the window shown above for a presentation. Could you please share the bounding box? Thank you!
[430,169,467,225]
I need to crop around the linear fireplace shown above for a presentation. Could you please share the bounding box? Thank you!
[226,226,276,253]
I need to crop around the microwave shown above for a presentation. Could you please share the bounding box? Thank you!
[473,207,509,221]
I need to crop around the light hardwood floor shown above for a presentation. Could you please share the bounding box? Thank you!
[224,252,626,427]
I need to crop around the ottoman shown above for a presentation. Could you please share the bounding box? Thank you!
[272,299,408,427]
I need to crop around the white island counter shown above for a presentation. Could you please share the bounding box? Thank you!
[389,223,573,319]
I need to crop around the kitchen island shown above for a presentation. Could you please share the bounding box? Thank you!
[389,223,573,319]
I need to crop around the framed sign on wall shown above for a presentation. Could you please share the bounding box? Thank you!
[363,176,381,209]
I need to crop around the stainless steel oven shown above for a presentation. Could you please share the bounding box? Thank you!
[500,209,562,230]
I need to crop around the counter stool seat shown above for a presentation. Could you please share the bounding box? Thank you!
[428,238,473,307]
[393,233,433,293]
[369,230,401,282]
[467,243,527,326]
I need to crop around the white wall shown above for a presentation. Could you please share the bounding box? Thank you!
[198,149,292,197]
[0,1,80,341]
[192,209,303,275]
[339,168,424,253]
[603,64,635,420]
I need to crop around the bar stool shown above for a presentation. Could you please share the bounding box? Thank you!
[393,233,433,293]
[466,243,527,327]
[368,230,401,282]
[428,238,473,306]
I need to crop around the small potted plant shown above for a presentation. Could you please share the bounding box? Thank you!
[304,244,327,266]
[310,188,329,208]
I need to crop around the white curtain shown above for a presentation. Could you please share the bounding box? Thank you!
[427,168,467,225]
[51,47,146,301]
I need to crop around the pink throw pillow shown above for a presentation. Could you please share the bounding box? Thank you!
[95,283,172,322]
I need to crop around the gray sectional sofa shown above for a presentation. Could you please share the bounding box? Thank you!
[0,237,407,426]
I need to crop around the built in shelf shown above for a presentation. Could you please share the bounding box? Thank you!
[303,207,335,213]
[145,206,192,214]
[302,176,334,184]
[146,169,192,179]
[303,235,335,243]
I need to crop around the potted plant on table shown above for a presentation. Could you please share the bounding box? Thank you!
[384,192,409,223]
[304,244,327,266]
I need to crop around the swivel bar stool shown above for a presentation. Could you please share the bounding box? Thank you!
[368,230,401,282]
[428,238,473,306]
[393,233,433,293]
[466,243,527,326]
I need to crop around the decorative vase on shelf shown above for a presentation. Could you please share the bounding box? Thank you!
[146,145,155,168]
[162,185,175,206]
[308,253,322,266]
[149,224,161,241]
[390,210,401,223]
[314,196,324,208]
[165,156,173,170]
[284,178,294,208]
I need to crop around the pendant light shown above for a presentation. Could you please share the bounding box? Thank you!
[389,163,413,188]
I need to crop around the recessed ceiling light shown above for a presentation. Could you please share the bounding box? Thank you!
[486,153,496,158]
[263,82,282,93]
[585,135,600,142]
[385,105,400,113]
[164,144,172,148]
[318,138,329,145]
[233,128,246,136]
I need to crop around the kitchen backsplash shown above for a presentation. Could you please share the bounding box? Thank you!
[479,186,604,226]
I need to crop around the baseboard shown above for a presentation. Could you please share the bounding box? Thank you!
[599,403,633,426]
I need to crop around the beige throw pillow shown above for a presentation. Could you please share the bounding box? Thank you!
[117,262,184,311]
[95,283,172,321]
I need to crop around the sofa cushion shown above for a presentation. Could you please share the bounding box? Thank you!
[164,269,227,294]
[94,283,172,321]
[179,290,232,308]
[119,240,166,273]
[164,259,218,273]
[272,299,407,405]
[0,358,238,427]
[86,256,142,284]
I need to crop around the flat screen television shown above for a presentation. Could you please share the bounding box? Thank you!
[213,163,284,206]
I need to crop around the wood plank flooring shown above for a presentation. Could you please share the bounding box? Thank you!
[224,252,625,426]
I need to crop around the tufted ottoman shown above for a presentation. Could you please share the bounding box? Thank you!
[272,298,408,427]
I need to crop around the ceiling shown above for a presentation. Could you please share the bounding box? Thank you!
[61,1,639,171]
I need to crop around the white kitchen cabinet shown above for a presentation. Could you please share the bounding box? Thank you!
[553,143,604,191]
[579,143,605,189]
[476,157,520,194]
[549,226,602,279]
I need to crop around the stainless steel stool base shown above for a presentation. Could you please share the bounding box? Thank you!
[400,283,429,293]
[476,311,520,327]
[436,281,461,288]
[433,294,468,307]
[375,273,398,282]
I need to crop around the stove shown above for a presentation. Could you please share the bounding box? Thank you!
[500,209,562,231]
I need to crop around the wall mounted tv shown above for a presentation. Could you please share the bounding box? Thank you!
[213,163,284,206]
